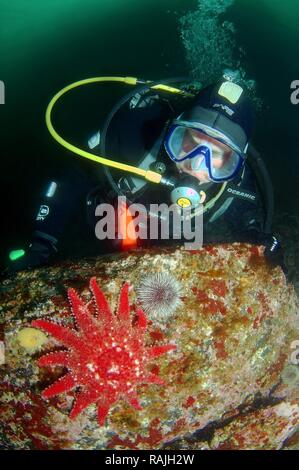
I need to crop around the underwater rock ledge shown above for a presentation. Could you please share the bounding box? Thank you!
[0,243,298,450]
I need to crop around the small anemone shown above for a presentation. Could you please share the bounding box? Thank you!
[136,272,182,323]
[281,364,299,387]
[16,327,48,354]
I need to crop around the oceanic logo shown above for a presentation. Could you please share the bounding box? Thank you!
[0,81,5,105]
[290,80,299,105]
[95,196,203,250]
[227,187,256,201]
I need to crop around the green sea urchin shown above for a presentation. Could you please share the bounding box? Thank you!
[136,272,182,323]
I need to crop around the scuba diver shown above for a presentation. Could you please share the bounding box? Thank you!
[5,74,284,273]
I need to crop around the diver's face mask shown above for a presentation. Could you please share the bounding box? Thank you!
[164,120,245,183]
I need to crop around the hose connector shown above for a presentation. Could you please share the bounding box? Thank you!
[144,170,163,184]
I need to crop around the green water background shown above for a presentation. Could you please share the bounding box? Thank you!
[0,0,299,266]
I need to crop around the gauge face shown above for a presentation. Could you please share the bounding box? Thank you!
[177,197,192,208]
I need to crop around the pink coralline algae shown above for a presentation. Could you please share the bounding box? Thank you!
[32,277,176,426]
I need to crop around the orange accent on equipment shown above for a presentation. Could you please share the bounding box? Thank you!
[118,200,138,250]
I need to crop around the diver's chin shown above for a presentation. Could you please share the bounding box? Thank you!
[197,175,211,184]
[176,167,212,184]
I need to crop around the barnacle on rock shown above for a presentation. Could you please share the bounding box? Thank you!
[281,364,299,388]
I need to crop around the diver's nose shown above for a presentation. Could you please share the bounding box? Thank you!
[212,159,223,169]
[191,155,205,171]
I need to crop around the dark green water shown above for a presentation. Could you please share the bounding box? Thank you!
[1,0,299,267]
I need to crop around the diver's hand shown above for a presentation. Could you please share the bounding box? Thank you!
[263,235,287,274]
[2,239,56,277]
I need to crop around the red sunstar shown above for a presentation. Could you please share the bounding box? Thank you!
[32,277,176,426]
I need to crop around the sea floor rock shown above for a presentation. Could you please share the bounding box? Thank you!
[0,243,298,450]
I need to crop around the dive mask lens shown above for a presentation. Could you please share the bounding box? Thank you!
[209,148,242,181]
[165,125,206,162]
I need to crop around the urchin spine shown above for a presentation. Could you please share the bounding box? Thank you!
[137,272,182,322]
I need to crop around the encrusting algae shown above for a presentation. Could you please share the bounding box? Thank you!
[1,244,299,449]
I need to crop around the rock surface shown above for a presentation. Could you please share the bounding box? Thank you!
[0,243,298,450]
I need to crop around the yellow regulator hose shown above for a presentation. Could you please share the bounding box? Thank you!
[45,76,191,184]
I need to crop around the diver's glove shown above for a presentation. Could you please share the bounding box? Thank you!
[240,227,287,275]
[3,231,57,276]
[263,234,287,274]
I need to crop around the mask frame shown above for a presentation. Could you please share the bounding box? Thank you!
[164,120,246,182]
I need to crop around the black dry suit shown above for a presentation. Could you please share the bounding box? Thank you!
[5,79,284,272]
[97,80,273,248]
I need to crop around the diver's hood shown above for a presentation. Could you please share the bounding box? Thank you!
[179,81,254,153]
